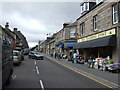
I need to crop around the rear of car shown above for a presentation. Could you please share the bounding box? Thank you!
[28,51,36,59]
[34,52,44,60]
[13,50,21,65]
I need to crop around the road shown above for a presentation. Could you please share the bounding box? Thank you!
[3,55,114,89]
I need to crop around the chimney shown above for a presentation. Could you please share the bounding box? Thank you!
[13,28,17,32]
[5,22,9,29]
[63,22,70,28]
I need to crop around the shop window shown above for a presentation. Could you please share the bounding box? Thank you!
[93,15,98,31]
[112,3,118,24]
[80,22,85,36]
[70,28,75,38]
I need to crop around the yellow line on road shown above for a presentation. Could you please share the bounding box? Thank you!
[46,56,118,89]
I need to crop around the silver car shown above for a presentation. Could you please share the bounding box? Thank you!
[13,50,21,65]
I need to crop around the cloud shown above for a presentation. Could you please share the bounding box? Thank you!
[1,2,81,47]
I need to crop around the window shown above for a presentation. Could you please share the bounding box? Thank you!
[96,0,103,4]
[70,28,75,38]
[81,3,89,14]
[80,23,85,36]
[63,29,66,39]
[93,15,98,31]
[113,4,118,24]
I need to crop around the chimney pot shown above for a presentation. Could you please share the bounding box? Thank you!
[5,22,9,28]
[14,28,17,31]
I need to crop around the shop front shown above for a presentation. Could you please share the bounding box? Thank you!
[58,42,64,53]
[73,28,118,61]
[64,43,76,59]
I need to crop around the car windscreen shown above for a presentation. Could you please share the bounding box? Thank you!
[35,52,40,55]
[13,52,18,56]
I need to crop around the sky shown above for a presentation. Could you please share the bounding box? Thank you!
[1,2,82,48]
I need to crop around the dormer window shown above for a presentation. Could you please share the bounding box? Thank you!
[80,2,96,15]
[81,2,89,14]
[96,0,103,4]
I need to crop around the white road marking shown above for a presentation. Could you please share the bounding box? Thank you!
[36,66,40,74]
[34,61,37,65]
[12,75,16,80]
[39,80,44,90]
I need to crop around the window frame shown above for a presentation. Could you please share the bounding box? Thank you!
[112,3,119,24]
[63,29,66,39]
[70,27,76,38]
[80,22,85,36]
[81,2,89,14]
[93,15,98,31]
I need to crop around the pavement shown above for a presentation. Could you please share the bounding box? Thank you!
[43,53,120,89]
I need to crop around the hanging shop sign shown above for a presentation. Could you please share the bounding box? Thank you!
[77,28,116,43]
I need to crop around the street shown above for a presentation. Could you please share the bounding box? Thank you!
[2,55,118,89]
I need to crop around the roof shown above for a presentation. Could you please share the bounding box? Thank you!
[66,21,77,27]
[77,2,103,21]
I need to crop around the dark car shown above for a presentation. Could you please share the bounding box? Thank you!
[28,51,36,59]
[34,52,44,60]
[106,62,120,73]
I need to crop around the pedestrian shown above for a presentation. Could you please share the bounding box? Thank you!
[55,53,57,58]
[87,59,92,68]
[88,55,94,68]
[73,51,78,64]
[57,53,60,60]
[102,59,107,71]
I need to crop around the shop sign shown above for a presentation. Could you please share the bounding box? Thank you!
[77,28,116,43]
[106,28,116,36]
[98,32,106,38]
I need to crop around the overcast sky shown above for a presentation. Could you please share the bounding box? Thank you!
[1,2,81,47]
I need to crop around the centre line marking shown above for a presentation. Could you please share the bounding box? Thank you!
[36,66,40,74]
[39,80,44,90]
[34,61,37,65]
[12,75,16,80]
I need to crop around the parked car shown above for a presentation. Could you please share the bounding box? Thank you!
[23,48,29,55]
[20,51,24,60]
[106,62,120,73]
[28,51,36,59]
[13,50,21,65]
[15,47,24,60]
[34,52,44,60]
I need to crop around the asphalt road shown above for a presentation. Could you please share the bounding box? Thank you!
[2,55,112,89]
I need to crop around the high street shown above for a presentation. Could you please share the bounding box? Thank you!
[2,54,119,89]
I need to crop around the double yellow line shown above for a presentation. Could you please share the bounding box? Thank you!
[46,55,119,89]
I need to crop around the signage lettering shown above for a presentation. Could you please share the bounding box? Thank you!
[77,28,116,43]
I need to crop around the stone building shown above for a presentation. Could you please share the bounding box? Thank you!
[13,28,29,49]
[2,23,16,50]
[73,0,120,61]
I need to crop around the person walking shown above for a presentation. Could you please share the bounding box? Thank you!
[73,51,78,64]
[88,55,95,68]
[57,53,60,60]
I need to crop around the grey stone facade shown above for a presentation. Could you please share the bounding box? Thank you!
[76,1,120,61]
[13,28,29,49]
